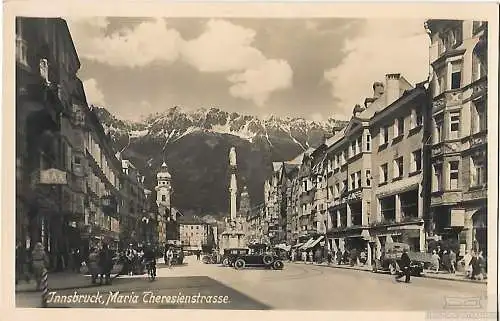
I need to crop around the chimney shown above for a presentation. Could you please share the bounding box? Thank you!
[385,73,401,106]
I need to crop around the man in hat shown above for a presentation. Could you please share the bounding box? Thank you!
[396,248,412,283]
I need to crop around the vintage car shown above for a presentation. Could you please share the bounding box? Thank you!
[233,252,284,270]
[372,242,429,276]
[221,248,249,267]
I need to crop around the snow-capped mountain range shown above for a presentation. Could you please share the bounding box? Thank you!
[93,106,347,216]
[95,106,347,152]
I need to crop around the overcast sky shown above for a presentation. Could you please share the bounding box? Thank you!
[67,17,430,122]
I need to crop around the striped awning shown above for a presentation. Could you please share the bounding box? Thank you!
[299,238,315,250]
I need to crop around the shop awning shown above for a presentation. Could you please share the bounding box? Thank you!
[307,235,325,249]
[292,242,304,248]
[299,237,315,250]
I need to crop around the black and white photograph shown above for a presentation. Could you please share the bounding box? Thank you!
[4,1,498,318]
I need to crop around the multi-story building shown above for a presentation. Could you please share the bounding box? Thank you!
[117,157,147,247]
[15,17,122,268]
[82,106,122,252]
[179,217,211,253]
[426,19,488,255]
[367,75,428,253]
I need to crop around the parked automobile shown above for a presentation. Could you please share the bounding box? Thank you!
[233,252,284,270]
[372,242,429,276]
[222,248,249,267]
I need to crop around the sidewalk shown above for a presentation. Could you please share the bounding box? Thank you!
[291,261,487,284]
[15,264,125,293]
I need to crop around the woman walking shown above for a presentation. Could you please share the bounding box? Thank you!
[31,243,49,290]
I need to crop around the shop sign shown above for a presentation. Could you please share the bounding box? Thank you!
[450,208,465,227]
[39,168,67,185]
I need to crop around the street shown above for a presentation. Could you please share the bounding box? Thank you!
[16,256,488,310]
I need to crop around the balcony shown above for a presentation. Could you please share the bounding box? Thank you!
[432,90,463,110]
[463,186,487,202]
[431,141,461,158]
[468,130,487,149]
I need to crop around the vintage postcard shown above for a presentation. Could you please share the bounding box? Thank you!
[2,1,498,321]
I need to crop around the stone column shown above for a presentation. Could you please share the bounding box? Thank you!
[347,204,352,227]
[465,215,474,253]
[395,194,402,223]
[419,225,426,252]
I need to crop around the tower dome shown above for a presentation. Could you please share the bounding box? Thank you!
[157,162,171,180]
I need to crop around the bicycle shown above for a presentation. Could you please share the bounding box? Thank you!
[145,261,156,281]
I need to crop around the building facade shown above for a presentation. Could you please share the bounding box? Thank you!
[426,19,488,256]
[179,218,210,253]
[118,157,147,247]
[15,18,122,268]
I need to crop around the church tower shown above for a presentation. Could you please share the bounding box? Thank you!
[155,162,171,245]
[156,162,171,208]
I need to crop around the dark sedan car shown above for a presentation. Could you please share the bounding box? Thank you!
[233,253,284,270]
[222,248,249,267]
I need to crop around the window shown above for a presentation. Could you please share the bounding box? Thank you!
[394,157,404,178]
[162,195,166,202]
[451,61,462,89]
[366,134,371,151]
[472,53,486,81]
[380,126,389,145]
[350,173,356,190]
[472,102,487,133]
[435,117,444,143]
[449,161,459,190]
[437,69,446,95]
[335,183,340,197]
[357,171,362,188]
[396,117,405,137]
[450,113,460,139]
[470,157,487,187]
[411,150,422,172]
[366,170,371,186]
[351,141,356,157]
[411,109,423,128]
[380,163,388,183]
[433,164,443,192]
[342,179,348,193]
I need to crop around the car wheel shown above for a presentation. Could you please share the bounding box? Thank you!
[222,258,229,266]
[234,259,245,270]
[273,260,284,270]
[263,254,274,266]
[389,263,397,275]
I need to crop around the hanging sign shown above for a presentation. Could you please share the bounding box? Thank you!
[39,168,67,185]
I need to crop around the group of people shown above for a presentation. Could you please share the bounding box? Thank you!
[289,247,368,267]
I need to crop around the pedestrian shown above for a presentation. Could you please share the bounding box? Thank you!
[431,250,440,273]
[395,248,411,283]
[166,248,174,268]
[469,252,481,280]
[462,250,473,278]
[196,250,201,261]
[31,242,49,291]
[327,251,332,265]
[308,251,313,264]
[442,250,451,273]
[301,251,307,263]
[88,247,100,284]
[449,249,457,273]
[16,241,30,284]
[350,248,358,267]
[336,250,342,265]
[98,244,113,285]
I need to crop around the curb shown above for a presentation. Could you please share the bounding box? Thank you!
[15,273,122,293]
[291,262,487,284]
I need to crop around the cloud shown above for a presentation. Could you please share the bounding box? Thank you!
[310,112,324,123]
[68,18,182,68]
[83,78,106,107]
[324,19,430,114]
[68,18,293,107]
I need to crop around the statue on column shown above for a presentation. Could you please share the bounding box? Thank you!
[229,147,237,167]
